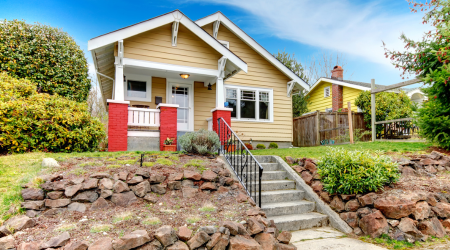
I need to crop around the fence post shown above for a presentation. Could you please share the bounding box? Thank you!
[371,79,376,142]
[348,102,354,144]
[316,110,320,146]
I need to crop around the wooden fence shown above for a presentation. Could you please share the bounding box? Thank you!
[293,111,370,147]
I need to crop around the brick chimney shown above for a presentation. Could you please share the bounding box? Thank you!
[331,66,344,111]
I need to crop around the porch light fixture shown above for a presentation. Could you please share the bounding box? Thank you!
[180,74,190,79]
[207,83,212,90]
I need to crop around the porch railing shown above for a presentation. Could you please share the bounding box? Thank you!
[217,117,263,207]
[375,118,419,139]
[128,107,160,127]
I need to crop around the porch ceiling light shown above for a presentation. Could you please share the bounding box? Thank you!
[180,74,190,79]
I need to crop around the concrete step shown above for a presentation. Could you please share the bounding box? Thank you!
[269,212,329,231]
[248,180,295,191]
[232,162,279,171]
[248,171,288,180]
[262,200,315,217]
[255,190,305,204]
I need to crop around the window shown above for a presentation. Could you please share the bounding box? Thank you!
[324,87,330,98]
[123,74,152,102]
[218,40,229,48]
[127,80,146,98]
[225,86,273,122]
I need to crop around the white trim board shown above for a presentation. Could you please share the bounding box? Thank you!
[128,131,160,137]
[309,77,371,93]
[88,10,247,74]
[196,12,309,91]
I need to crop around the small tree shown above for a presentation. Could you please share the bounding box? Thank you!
[0,20,90,102]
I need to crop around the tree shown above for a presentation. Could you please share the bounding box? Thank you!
[274,50,310,117]
[304,50,352,84]
[0,20,90,102]
[383,0,450,148]
[355,90,413,138]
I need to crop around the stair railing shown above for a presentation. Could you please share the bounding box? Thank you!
[217,117,264,207]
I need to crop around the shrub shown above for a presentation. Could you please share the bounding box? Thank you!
[317,148,400,194]
[0,73,105,153]
[256,144,266,149]
[244,143,253,150]
[0,20,90,102]
[268,142,278,149]
[179,129,220,155]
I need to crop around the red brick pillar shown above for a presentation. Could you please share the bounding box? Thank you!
[212,108,233,143]
[158,104,179,151]
[107,101,129,152]
[332,84,343,111]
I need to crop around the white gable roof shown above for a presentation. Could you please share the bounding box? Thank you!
[196,11,310,91]
[88,10,247,73]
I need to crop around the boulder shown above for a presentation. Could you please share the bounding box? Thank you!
[340,212,359,228]
[275,243,296,250]
[206,232,221,249]
[22,188,44,200]
[187,231,211,249]
[114,181,130,193]
[402,167,416,176]
[277,231,292,244]
[285,156,295,164]
[169,173,184,181]
[154,225,178,247]
[47,191,63,200]
[70,177,85,185]
[111,191,138,207]
[304,161,317,174]
[200,182,217,190]
[199,226,217,235]
[135,169,150,178]
[432,202,450,218]
[132,180,151,197]
[236,222,249,235]
[17,241,42,250]
[374,197,415,219]
[398,217,423,239]
[319,192,331,203]
[21,200,45,210]
[118,171,129,181]
[42,158,60,167]
[99,178,114,190]
[72,191,98,203]
[89,238,113,250]
[101,189,113,199]
[310,181,323,193]
[247,217,265,235]
[418,217,446,238]
[65,184,82,197]
[150,174,166,184]
[0,226,11,238]
[6,215,38,231]
[0,235,15,250]
[40,232,70,249]
[82,178,98,190]
[358,193,377,206]
[184,170,201,181]
[222,221,239,235]
[359,210,389,238]
[345,199,360,212]
[300,171,313,185]
[64,241,89,250]
[90,173,110,179]
[413,201,431,220]
[26,210,40,218]
[128,176,144,184]
[42,208,66,217]
[330,196,345,212]
[68,202,86,213]
[202,170,218,182]
[166,241,189,250]
[211,234,229,250]
[388,219,400,227]
[182,187,198,198]
[419,158,438,166]
[168,181,182,190]
[229,235,262,250]
[254,233,277,250]
[91,197,110,210]
[112,230,152,250]
[143,194,158,203]
[177,226,192,241]
[181,180,194,188]
[138,240,163,250]
[425,165,437,174]
[151,184,167,195]
[53,180,69,191]
[340,194,356,201]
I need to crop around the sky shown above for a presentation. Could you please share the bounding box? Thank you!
[1,0,430,87]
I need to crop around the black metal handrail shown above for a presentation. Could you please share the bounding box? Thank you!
[217,117,264,207]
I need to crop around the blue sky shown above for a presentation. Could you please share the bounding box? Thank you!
[1,0,429,86]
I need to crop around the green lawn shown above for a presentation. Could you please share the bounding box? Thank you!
[251,141,433,160]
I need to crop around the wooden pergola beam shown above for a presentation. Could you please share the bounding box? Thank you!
[371,78,422,94]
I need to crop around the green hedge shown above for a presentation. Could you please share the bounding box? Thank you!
[0,20,90,102]
[317,148,400,194]
[0,73,105,153]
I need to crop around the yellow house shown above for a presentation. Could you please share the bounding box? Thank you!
[88,10,309,151]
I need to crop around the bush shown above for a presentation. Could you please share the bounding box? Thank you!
[268,142,278,149]
[317,148,400,194]
[0,73,105,153]
[0,20,90,102]
[256,144,266,149]
[244,143,253,150]
[179,129,220,155]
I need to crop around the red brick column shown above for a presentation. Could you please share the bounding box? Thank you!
[107,101,129,152]
[158,104,179,151]
[212,108,233,143]
[332,84,343,111]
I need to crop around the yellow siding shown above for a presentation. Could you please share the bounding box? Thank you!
[202,23,293,142]
[194,82,216,131]
[343,86,362,112]
[307,81,332,112]
[129,77,166,109]
[121,23,222,70]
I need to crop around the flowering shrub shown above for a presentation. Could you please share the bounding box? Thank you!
[0,20,90,102]
[0,73,105,153]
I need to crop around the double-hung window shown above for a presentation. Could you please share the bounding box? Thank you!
[225,86,273,122]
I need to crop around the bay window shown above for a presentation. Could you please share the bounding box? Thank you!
[225,85,273,122]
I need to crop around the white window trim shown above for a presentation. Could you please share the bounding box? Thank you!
[224,84,274,123]
[124,73,152,102]
[218,40,229,49]
[324,86,330,98]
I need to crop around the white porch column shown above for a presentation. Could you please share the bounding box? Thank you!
[216,77,224,108]
[114,40,124,101]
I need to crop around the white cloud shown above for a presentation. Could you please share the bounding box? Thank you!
[191,0,430,66]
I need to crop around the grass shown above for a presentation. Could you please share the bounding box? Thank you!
[251,141,432,160]
[142,217,161,226]
[142,162,155,167]
[156,158,173,166]
[184,159,205,168]
[90,224,113,233]
[106,164,122,169]
[199,203,216,212]
[361,234,418,249]
[169,155,179,161]
[186,216,201,224]
[54,223,76,232]
[117,159,136,165]
[112,211,134,224]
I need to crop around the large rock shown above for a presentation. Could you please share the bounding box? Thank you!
[210,234,229,250]
[413,201,431,220]
[311,181,323,193]
[330,196,345,212]
[91,197,110,210]
[72,191,98,203]
[359,210,389,238]
[182,187,198,198]
[222,221,239,235]
[200,182,217,190]
[47,191,63,200]
[99,178,114,190]
[168,181,182,190]
[277,231,292,244]
[45,198,71,208]
[42,158,60,167]
[418,217,446,238]
[132,180,151,197]
[154,225,178,247]
[0,235,15,250]
[21,200,45,210]
[150,174,166,184]
[177,226,192,241]
[202,170,218,181]
[136,169,150,178]
[5,215,36,231]
[68,202,86,213]
[166,241,189,250]
[53,180,69,191]
[22,188,44,200]
[114,181,130,193]
[199,226,217,235]
[247,217,265,235]
[169,173,183,181]
[432,202,450,218]
[206,233,221,249]
[398,217,423,239]
[0,226,11,238]
[82,178,98,190]
[229,235,262,250]
[111,191,138,207]
[112,230,151,250]
[254,233,277,250]
[89,238,113,250]
[285,156,295,164]
[118,171,129,181]
[90,173,110,179]
[374,197,415,219]
[151,184,167,195]
[356,207,372,218]
[128,176,144,184]
[340,212,359,228]
[183,170,201,181]
[304,161,317,174]
[65,184,82,197]
[358,193,377,206]
[300,171,313,185]
[40,232,70,248]
[17,241,42,250]
[345,199,360,212]
[101,189,113,199]
[187,231,211,249]
[64,241,89,250]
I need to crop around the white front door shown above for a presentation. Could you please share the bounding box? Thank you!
[168,82,193,131]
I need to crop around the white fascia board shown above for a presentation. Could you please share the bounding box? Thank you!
[88,10,247,74]
[196,12,309,91]
[123,57,219,77]
[309,78,370,93]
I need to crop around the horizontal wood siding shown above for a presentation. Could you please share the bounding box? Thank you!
[343,86,362,112]
[202,23,293,142]
[194,82,216,131]
[307,81,332,112]
[122,23,222,70]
